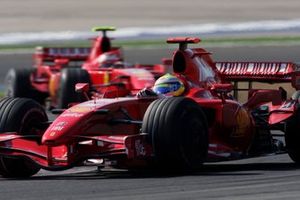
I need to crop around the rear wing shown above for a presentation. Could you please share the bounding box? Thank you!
[216,62,298,82]
[34,46,91,65]
[215,62,300,100]
[216,62,300,89]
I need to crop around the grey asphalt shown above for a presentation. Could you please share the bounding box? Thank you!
[1,46,300,199]
[1,154,300,200]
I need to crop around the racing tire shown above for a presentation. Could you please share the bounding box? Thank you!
[4,68,47,105]
[285,108,300,163]
[0,97,48,178]
[57,68,90,109]
[141,97,208,170]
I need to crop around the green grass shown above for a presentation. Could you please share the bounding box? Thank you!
[115,36,300,47]
[1,36,300,51]
[201,36,300,46]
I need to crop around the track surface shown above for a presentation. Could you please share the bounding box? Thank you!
[1,46,300,199]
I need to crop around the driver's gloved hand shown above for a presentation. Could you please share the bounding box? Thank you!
[137,88,157,98]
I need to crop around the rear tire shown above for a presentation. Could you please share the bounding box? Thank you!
[285,109,300,163]
[141,97,208,170]
[0,97,48,178]
[5,68,32,98]
[5,68,47,104]
[57,68,90,109]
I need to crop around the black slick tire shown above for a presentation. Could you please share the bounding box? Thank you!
[0,97,48,178]
[285,108,300,163]
[57,68,90,108]
[141,97,208,170]
[5,68,47,104]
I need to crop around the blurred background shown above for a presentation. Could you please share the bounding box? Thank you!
[1,0,300,45]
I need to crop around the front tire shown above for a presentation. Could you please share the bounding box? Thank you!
[0,97,48,178]
[141,97,208,169]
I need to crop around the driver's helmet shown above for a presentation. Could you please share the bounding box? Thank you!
[152,73,185,96]
[97,51,121,68]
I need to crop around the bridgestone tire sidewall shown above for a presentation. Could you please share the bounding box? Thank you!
[142,97,208,169]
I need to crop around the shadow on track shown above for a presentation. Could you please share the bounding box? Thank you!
[2,161,299,181]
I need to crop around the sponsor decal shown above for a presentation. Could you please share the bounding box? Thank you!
[51,126,64,131]
[69,106,92,113]
[135,139,146,156]
[60,113,84,118]
[51,122,68,131]
[50,132,56,137]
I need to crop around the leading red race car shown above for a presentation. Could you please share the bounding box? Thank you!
[4,27,171,109]
[0,37,300,178]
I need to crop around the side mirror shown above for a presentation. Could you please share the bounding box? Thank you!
[75,83,90,101]
[210,83,233,93]
[75,83,90,93]
[210,83,233,103]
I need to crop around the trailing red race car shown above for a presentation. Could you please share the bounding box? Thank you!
[0,37,300,178]
[4,27,171,109]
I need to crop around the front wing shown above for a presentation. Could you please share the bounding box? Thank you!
[0,132,253,170]
[0,133,152,170]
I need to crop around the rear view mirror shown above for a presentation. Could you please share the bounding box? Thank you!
[75,83,90,101]
[210,83,233,93]
[75,83,90,93]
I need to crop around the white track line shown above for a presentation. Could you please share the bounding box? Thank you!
[1,19,300,45]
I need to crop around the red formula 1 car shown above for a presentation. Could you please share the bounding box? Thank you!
[0,37,300,178]
[4,27,171,109]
